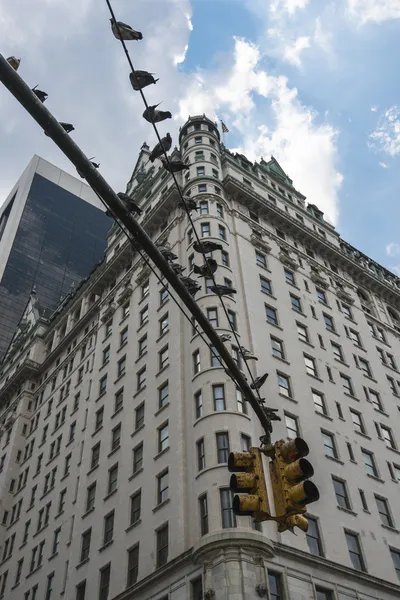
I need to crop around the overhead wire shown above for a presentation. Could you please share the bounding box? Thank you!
[105,0,267,410]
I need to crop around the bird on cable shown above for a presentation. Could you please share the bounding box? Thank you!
[105,193,142,218]
[219,333,231,342]
[161,157,190,173]
[250,373,269,390]
[149,133,172,163]
[157,246,178,262]
[143,104,172,124]
[130,71,158,91]
[170,263,185,275]
[32,86,48,102]
[110,19,142,40]
[45,122,74,137]
[193,258,218,277]
[77,159,99,179]
[240,346,258,361]
[193,240,223,254]
[209,284,237,296]
[179,276,201,296]
[178,196,198,211]
[6,56,20,71]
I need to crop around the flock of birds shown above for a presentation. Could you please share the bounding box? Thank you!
[5,17,271,395]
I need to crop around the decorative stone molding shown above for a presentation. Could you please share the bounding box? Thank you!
[255,583,268,597]
[192,529,275,564]
[336,287,354,304]
[100,301,116,323]
[278,251,298,270]
[204,589,215,599]
[135,266,151,286]
[310,270,329,289]
[251,236,272,253]
[117,283,133,305]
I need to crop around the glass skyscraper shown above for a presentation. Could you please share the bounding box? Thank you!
[0,155,111,360]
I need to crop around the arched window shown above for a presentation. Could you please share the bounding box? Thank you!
[357,289,374,316]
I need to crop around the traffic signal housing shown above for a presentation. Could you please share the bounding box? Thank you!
[228,448,270,522]
[269,437,319,532]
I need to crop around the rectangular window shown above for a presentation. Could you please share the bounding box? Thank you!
[260,276,272,295]
[361,449,378,477]
[221,250,229,266]
[218,225,226,241]
[210,346,221,368]
[265,305,278,325]
[111,424,121,451]
[375,495,394,527]
[193,350,201,374]
[216,432,230,463]
[331,342,344,362]
[201,222,210,237]
[194,136,202,144]
[342,304,353,319]
[130,490,141,525]
[306,516,323,556]
[285,269,295,285]
[312,390,327,415]
[349,329,361,346]
[381,425,396,449]
[340,373,354,396]
[158,346,169,370]
[195,391,203,419]
[76,581,86,600]
[137,367,146,391]
[332,477,350,509]
[290,294,302,313]
[316,289,327,304]
[297,323,309,343]
[197,166,205,177]
[199,494,209,536]
[387,376,398,395]
[117,355,126,378]
[358,357,372,377]
[80,529,91,562]
[213,385,226,411]
[156,524,169,567]
[277,373,292,398]
[268,573,282,600]
[270,337,284,360]
[127,545,139,587]
[236,388,247,414]
[86,483,96,512]
[99,564,111,600]
[345,531,366,571]
[227,310,237,331]
[108,464,118,494]
[102,346,110,366]
[284,413,299,439]
[158,423,169,453]
[135,403,144,430]
[323,314,335,331]
[103,511,114,545]
[197,438,205,471]
[220,489,236,528]
[157,470,169,505]
[133,444,143,473]
[207,307,218,327]
[159,287,169,306]
[256,251,267,268]
[322,431,338,459]
[304,355,317,377]
[45,573,54,600]
[158,381,169,409]
[138,335,147,357]
[216,202,223,217]
[99,375,107,396]
[390,548,400,581]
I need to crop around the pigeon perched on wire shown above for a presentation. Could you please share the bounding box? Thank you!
[149,133,172,163]
[170,263,185,275]
[240,346,258,361]
[179,276,201,296]
[44,122,74,137]
[110,19,143,41]
[209,284,237,296]
[157,246,178,262]
[32,86,48,102]
[130,71,158,91]
[250,373,269,390]
[219,333,232,342]
[178,196,198,211]
[161,157,190,173]
[193,241,223,254]
[77,160,99,179]
[143,104,172,124]
[117,192,142,215]
[193,258,218,277]
[7,56,20,71]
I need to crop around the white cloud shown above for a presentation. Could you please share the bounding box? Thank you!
[314,17,334,58]
[379,161,389,168]
[283,36,310,66]
[391,265,400,276]
[386,242,400,256]
[270,0,310,17]
[179,38,342,224]
[371,106,378,112]
[347,0,400,24]
[369,106,400,156]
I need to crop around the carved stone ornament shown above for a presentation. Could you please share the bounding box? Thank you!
[310,271,329,289]
[117,283,133,305]
[100,301,116,323]
[278,251,298,270]
[336,287,354,304]
[251,235,272,253]
[255,583,268,597]
[135,266,151,285]
[204,589,215,599]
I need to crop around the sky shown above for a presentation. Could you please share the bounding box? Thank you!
[1,0,400,272]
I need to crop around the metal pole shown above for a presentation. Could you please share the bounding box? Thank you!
[0,54,271,440]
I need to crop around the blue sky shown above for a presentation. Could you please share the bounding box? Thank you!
[1,0,400,271]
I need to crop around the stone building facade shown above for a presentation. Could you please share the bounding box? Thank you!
[0,115,399,600]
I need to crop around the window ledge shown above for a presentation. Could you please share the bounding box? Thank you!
[153,498,170,513]
[156,331,169,343]
[306,373,324,383]
[314,411,332,421]
[76,557,90,570]
[26,564,42,579]
[126,519,141,533]
[60,472,70,483]
[135,351,148,364]
[373,409,390,417]
[96,391,107,403]
[99,539,114,552]
[325,455,344,465]
[278,393,297,403]
[292,309,307,318]
[326,328,340,336]
[157,299,170,313]
[366,473,384,483]
[49,551,58,562]
[337,505,357,516]
[82,507,95,519]
[299,339,315,348]
[261,290,277,300]
[133,386,146,399]
[55,510,65,520]
[154,447,170,461]
[111,406,123,419]
[266,322,284,331]
[107,445,121,459]
[131,424,145,438]
[92,425,103,437]
[334,358,350,368]
[156,364,170,378]
[87,464,99,476]
[136,322,148,335]
[382,524,400,534]
[129,467,143,482]
[33,523,49,538]
[343,392,360,402]
[286,282,301,291]
[114,373,126,385]
[66,438,74,448]
[103,488,118,502]
[99,361,109,372]
[155,402,169,417]
[119,314,130,326]
[385,445,400,456]
[355,431,372,440]
[362,373,378,384]
[117,341,128,353]
[272,355,291,366]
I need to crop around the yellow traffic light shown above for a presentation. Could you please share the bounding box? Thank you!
[228,448,270,522]
[269,438,319,532]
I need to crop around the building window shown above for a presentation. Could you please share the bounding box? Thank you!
[157,470,169,504]
[340,373,354,396]
[195,391,203,419]
[122,302,130,319]
[45,573,54,600]
[158,423,169,453]
[199,200,208,213]
[358,357,372,377]
[221,250,229,267]
[197,438,205,471]
[332,477,350,509]
[86,483,96,512]
[297,323,309,343]
[205,278,213,294]
[213,384,226,411]
[349,409,365,435]
[99,375,107,396]
[158,346,169,371]
[127,545,139,587]
[306,516,323,556]
[265,305,278,325]
[76,580,86,600]
[256,251,267,268]
[210,346,222,367]
[80,529,91,562]
[331,342,344,362]
[103,511,115,545]
[200,222,210,237]
[156,524,169,567]
[284,413,299,439]
[133,444,143,474]
[290,294,302,313]
[105,319,113,338]
[368,388,383,411]
[197,166,205,177]
[361,449,378,477]
[99,564,111,600]
[390,548,400,581]
[236,388,247,413]
[91,442,100,469]
[220,489,236,528]
[381,425,396,449]
[260,276,272,295]
[117,355,126,378]
[130,490,141,526]
[193,350,201,374]
[216,432,230,463]
[218,225,226,241]
[216,203,223,217]
[111,424,121,451]
[194,136,202,144]
[375,495,394,528]
[102,346,110,366]
[135,403,144,430]
[277,373,292,397]
[160,287,169,305]
[285,269,295,285]
[349,329,361,346]
[158,313,169,336]
[316,289,327,304]
[316,589,333,600]
[108,464,118,494]
[138,335,147,357]
[206,308,218,329]
[157,381,168,409]
[137,367,146,391]
[312,390,327,415]
[268,573,282,600]
[323,313,335,331]
[304,355,317,377]
[241,434,251,452]
[322,431,338,459]
[345,531,366,571]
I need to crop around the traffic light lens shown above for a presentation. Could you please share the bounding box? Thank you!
[280,437,309,460]
[304,480,320,504]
